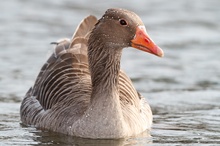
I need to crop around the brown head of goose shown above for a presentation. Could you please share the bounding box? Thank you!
[20,8,163,139]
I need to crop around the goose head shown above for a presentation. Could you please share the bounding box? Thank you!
[89,8,164,57]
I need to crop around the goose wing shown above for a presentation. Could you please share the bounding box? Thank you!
[20,16,98,124]
[34,15,97,110]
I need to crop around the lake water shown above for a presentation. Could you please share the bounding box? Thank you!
[0,0,220,145]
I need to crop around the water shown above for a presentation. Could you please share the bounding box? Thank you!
[1,0,220,145]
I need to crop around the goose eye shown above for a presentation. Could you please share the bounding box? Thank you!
[119,19,127,25]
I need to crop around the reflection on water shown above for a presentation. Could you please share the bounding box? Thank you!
[29,129,151,146]
[0,0,220,145]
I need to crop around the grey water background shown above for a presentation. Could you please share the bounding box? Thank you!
[0,0,220,145]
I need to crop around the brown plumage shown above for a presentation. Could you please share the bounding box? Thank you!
[20,8,163,139]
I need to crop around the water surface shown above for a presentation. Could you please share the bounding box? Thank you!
[0,0,220,145]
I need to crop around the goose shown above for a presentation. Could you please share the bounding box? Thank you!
[20,8,164,139]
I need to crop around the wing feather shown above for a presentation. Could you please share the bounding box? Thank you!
[21,16,98,125]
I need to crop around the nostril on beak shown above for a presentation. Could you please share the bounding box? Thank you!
[144,38,150,43]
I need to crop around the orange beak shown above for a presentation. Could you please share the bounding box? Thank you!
[131,26,164,57]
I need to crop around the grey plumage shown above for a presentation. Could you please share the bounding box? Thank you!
[20,9,153,139]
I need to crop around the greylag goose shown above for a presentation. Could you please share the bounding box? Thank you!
[20,8,164,139]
